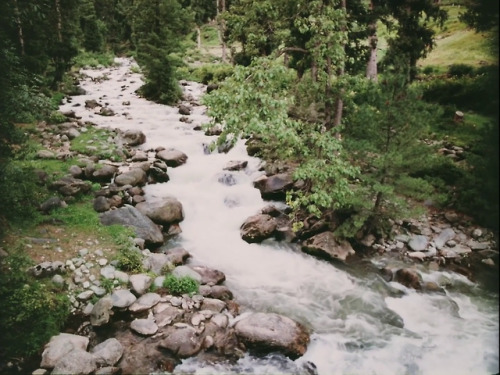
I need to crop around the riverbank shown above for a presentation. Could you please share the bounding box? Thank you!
[2,57,498,375]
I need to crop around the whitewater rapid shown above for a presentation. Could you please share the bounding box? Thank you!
[60,58,499,375]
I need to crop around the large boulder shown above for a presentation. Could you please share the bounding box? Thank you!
[40,333,89,369]
[114,168,147,186]
[234,312,310,359]
[51,349,97,375]
[159,325,203,358]
[135,197,184,226]
[253,173,294,200]
[91,338,124,366]
[240,214,277,243]
[100,205,164,246]
[156,148,188,167]
[301,231,355,262]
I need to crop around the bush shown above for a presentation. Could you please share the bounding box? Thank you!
[163,274,199,296]
[0,251,71,359]
[115,246,144,273]
[0,163,46,235]
[447,63,474,77]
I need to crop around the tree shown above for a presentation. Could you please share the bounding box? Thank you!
[380,0,447,81]
[341,75,443,237]
[130,0,193,104]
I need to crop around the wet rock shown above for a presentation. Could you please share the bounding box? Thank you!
[240,214,277,243]
[394,268,422,290]
[156,148,188,167]
[85,99,101,109]
[253,173,294,200]
[99,107,115,116]
[189,266,226,285]
[120,129,146,146]
[234,312,310,359]
[178,104,191,115]
[302,232,355,262]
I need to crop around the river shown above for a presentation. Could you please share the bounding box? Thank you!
[59,57,499,375]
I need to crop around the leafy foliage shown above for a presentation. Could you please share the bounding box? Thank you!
[0,251,71,359]
[163,274,199,296]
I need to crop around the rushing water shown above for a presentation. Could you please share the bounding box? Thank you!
[60,58,499,375]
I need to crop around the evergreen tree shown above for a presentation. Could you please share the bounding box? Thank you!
[131,0,193,104]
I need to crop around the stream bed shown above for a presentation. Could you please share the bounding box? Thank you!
[60,58,499,375]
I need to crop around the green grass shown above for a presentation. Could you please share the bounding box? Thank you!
[70,126,123,161]
[419,5,497,68]
[73,50,116,68]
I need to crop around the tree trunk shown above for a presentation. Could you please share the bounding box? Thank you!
[332,0,346,136]
[366,0,378,82]
[196,25,201,50]
[216,0,227,62]
[12,0,25,55]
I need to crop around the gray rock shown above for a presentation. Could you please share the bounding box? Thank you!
[129,274,153,295]
[51,349,96,375]
[90,297,114,326]
[91,338,123,366]
[40,197,67,214]
[143,253,172,275]
[433,228,455,249]
[40,333,89,369]
[37,150,55,159]
[92,164,118,181]
[114,168,147,186]
[159,325,203,357]
[408,235,429,252]
[154,304,184,327]
[68,165,83,178]
[129,292,161,313]
[100,205,164,246]
[130,318,158,336]
[135,197,184,226]
[100,265,116,279]
[201,298,226,313]
[172,265,202,283]
[93,196,110,212]
[234,312,310,359]
[111,289,137,308]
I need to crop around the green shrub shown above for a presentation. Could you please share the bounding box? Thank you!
[0,163,46,235]
[163,274,199,296]
[0,252,71,359]
[447,63,474,77]
[115,246,144,273]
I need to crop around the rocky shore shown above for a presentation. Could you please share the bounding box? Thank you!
[4,69,497,374]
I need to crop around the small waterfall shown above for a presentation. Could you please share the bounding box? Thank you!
[60,58,499,375]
